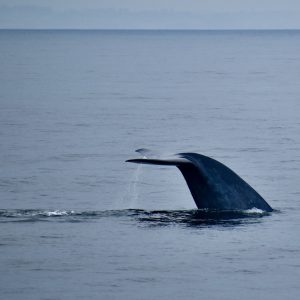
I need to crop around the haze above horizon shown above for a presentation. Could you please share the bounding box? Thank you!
[1,0,300,29]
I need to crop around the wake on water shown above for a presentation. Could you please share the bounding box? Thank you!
[0,208,272,227]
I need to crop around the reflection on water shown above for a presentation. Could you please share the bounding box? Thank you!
[135,209,271,227]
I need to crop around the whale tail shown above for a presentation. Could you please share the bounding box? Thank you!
[126,149,273,212]
[126,148,190,166]
[126,157,190,166]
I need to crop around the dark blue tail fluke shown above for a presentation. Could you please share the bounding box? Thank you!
[126,150,273,212]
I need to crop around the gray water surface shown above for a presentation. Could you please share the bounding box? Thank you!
[0,30,300,300]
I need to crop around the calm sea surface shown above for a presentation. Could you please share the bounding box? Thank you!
[0,30,300,299]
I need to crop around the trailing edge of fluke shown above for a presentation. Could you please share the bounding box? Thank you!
[126,149,273,212]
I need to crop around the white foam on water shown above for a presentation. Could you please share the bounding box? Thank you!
[244,207,264,214]
[44,210,74,216]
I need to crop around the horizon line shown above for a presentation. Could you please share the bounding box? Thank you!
[1,28,300,31]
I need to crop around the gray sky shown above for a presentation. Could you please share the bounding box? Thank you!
[1,0,300,29]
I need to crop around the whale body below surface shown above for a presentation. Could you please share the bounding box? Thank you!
[126,149,273,212]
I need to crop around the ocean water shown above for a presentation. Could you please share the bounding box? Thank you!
[0,30,300,299]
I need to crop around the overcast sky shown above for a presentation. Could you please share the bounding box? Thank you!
[1,0,300,29]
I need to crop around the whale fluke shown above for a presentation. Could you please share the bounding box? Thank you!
[126,150,272,212]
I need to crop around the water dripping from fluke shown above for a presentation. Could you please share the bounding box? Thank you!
[121,164,143,209]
